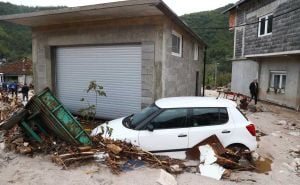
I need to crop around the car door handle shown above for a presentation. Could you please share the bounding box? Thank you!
[222,130,231,134]
[178,134,187,138]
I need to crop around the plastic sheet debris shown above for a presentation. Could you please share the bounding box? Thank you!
[198,144,226,180]
[94,152,109,162]
[199,163,225,180]
[199,145,218,165]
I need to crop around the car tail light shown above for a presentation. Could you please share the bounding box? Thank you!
[246,123,256,136]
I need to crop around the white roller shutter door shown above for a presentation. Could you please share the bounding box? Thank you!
[56,45,142,119]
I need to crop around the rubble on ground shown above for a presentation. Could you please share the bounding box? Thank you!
[0,90,23,124]
[0,88,258,179]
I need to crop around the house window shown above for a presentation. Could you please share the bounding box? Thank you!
[193,43,199,60]
[270,71,286,92]
[172,30,182,57]
[258,14,273,37]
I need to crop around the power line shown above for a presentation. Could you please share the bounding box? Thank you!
[188,5,300,30]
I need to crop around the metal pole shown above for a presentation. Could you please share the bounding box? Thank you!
[202,46,207,96]
[214,62,217,87]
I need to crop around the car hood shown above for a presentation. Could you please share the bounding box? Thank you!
[90,117,139,145]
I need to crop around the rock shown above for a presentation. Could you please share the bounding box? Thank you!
[283,162,296,172]
[259,157,266,162]
[12,137,24,144]
[0,130,5,142]
[0,142,5,150]
[169,164,183,173]
[277,120,287,125]
[222,169,232,179]
[17,146,32,154]
[251,152,260,161]
[23,142,29,147]
[185,167,198,173]
[288,132,300,137]
[271,132,281,137]
[157,169,177,185]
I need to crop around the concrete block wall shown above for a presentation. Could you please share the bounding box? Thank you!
[32,15,204,109]
[32,16,164,108]
[162,19,204,98]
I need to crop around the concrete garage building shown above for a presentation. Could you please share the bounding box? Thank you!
[0,0,205,119]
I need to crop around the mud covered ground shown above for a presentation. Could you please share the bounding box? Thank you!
[0,91,299,185]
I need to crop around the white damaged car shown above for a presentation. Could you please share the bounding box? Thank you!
[91,97,257,158]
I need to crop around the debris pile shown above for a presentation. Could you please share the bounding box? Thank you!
[0,87,258,180]
[0,90,23,123]
[185,135,256,180]
[284,147,300,176]
[52,135,185,174]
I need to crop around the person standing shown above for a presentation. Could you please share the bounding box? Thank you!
[249,80,259,105]
[21,83,30,102]
[10,82,17,97]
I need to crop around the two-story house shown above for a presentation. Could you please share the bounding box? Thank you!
[225,0,300,110]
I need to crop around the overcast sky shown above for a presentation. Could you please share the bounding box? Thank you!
[1,0,236,15]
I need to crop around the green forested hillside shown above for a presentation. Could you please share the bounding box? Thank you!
[181,4,234,86]
[0,2,62,60]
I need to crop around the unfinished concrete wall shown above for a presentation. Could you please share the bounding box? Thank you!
[231,60,259,96]
[32,16,164,108]
[259,56,300,108]
[162,19,204,97]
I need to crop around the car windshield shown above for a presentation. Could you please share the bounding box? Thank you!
[124,104,160,129]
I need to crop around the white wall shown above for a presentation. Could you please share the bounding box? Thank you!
[231,59,259,96]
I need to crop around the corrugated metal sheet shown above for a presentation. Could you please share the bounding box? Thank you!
[56,45,142,119]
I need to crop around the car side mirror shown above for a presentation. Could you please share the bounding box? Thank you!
[147,124,154,132]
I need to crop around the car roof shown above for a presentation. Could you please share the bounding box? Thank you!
[155,97,237,109]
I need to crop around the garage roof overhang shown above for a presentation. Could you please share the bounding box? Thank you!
[0,0,206,46]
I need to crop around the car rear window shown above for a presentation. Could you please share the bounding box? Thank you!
[190,107,229,127]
